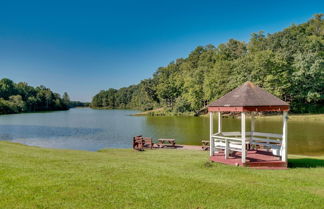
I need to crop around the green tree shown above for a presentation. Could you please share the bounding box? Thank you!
[91,14,324,114]
[9,95,27,112]
[63,92,71,107]
[0,78,17,99]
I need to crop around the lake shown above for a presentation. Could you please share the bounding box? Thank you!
[0,108,323,155]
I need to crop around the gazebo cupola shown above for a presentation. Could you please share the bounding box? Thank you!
[208,81,289,167]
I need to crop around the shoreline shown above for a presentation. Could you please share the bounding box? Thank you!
[2,141,324,157]
[132,108,324,121]
[86,107,324,120]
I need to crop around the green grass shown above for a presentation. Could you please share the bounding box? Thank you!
[0,142,324,209]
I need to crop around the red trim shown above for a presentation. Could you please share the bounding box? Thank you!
[208,106,289,112]
[208,106,244,112]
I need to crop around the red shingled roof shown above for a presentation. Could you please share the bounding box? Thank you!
[208,81,289,112]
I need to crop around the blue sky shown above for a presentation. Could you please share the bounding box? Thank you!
[0,0,323,101]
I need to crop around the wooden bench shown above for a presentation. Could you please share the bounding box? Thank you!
[143,137,153,149]
[133,136,145,151]
[157,139,176,148]
[133,136,154,150]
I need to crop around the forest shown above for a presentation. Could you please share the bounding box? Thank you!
[0,78,71,114]
[91,14,324,114]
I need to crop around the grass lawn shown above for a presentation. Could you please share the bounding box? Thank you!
[0,142,324,209]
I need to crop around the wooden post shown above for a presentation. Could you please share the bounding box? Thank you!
[282,111,288,162]
[209,112,214,156]
[218,112,222,133]
[241,112,246,163]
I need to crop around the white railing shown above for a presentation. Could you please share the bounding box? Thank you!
[250,132,282,156]
[212,131,283,157]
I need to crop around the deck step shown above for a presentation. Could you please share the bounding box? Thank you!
[249,166,288,170]
[245,161,287,167]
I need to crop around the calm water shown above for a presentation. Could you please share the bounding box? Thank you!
[0,108,323,155]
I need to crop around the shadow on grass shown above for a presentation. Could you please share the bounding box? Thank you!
[288,158,324,168]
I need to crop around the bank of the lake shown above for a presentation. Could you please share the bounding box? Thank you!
[257,113,324,121]
[0,141,323,209]
[133,108,324,121]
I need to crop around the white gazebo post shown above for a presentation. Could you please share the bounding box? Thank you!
[218,112,228,158]
[218,112,222,133]
[241,112,246,163]
[282,111,288,162]
[250,112,255,148]
[209,112,214,156]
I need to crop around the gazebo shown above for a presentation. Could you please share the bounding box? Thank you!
[208,81,289,168]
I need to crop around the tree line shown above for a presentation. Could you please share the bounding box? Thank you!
[93,14,323,114]
[0,78,71,114]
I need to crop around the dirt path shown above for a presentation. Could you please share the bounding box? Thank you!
[153,144,206,151]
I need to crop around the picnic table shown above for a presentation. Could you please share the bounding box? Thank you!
[157,139,176,148]
[201,140,210,151]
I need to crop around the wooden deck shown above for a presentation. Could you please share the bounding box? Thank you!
[210,150,287,169]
